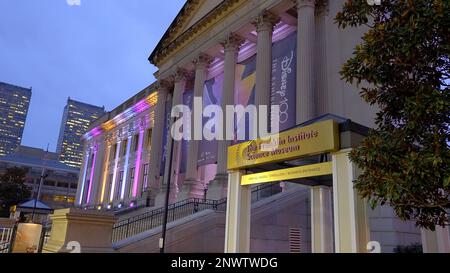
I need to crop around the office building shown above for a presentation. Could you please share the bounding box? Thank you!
[56,98,105,168]
[0,82,32,156]
[0,145,79,209]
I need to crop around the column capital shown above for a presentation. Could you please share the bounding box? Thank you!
[220,33,245,53]
[315,0,329,15]
[293,0,316,9]
[173,68,192,83]
[193,53,213,70]
[252,10,280,33]
[156,78,172,92]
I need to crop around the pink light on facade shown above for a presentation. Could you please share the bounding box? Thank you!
[78,152,90,205]
[86,148,97,204]
[83,92,158,141]
[90,127,102,138]
[132,130,144,197]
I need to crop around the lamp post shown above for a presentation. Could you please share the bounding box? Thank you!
[31,145,49,223]
[159,115,175,253]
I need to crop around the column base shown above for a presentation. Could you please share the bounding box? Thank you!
[43,208,116,253]
[207,173,228,200]
[421,226,450,253]
[178,178,205,200]
[140,187,159,207]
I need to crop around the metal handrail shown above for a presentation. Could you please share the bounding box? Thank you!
[111,182,282,243]
[111,198,227,242]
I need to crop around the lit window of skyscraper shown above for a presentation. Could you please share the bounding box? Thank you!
[56,97,105,168]
[0,82,32,156]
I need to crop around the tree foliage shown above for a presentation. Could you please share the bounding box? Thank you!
[0,167,31,217]
[335,0,450,230]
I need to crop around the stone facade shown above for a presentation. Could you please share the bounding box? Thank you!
[72,0,448,253]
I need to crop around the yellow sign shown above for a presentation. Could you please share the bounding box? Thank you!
[241,162,332,185]
[228,120,339,170]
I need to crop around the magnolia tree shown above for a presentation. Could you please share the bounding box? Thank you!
[336,0,450,230]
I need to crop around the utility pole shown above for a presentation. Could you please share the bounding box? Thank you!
[31,144,49,223]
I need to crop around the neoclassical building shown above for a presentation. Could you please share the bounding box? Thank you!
[77,0,376,209]
[74,0,449,253]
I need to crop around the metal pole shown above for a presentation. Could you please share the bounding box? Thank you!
[31,144,49,223]
[160,104,175,253]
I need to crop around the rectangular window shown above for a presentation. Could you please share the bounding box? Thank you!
[122,139,128,156]
[133,134,139,152]
[83,180,90,204]
[111,144,117,158]
[128,168,135,198]
[106,173,113,200]
[142,164,149,195]
[116,171,124,200]
[44,180,56,187]
[57,182,69,188]
[146,129,152,149]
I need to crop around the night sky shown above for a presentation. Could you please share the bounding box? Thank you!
[0,0,185,152]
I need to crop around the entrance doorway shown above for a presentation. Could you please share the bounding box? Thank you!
[224,117,371,253]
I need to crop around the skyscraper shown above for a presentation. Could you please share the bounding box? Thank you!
[0,82,32,156]
[56,97,105,168]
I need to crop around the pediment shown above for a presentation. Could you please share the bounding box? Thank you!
[150,0,246,66]
[164,0,224,46]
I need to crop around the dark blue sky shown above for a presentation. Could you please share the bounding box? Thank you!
[0,0,185,152]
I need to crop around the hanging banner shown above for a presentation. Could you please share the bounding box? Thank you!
[176,32,298,172]
[234,31,298,142]
[198,73,224,166]
[271,31,297,131]
[234,55,256,143]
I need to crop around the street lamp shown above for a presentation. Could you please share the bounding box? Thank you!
[31,145,49,223]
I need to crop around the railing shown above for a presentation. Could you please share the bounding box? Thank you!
[0,226,16,253]
[111,182,283,243]
[112,198,227,243]
[252,182,282,202]
[37,221,52,253]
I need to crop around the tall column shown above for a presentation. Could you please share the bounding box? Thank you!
[332,149,370,253]
[209,33,244,200]
[121,135,132,200]
[98,143,111,205]
[253,11,280,133]
[130,126,144,199]
[87,140,106,206]
[311,186,334,253]
[75,145,90,206]
[170,68,189,202]
[182,53,212,199]
[147,80,170,203]
[224,171,251,253]
[109,139,121,203]
[421,226,450,253]
[295,0,316,124]
[315,2,329,115]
